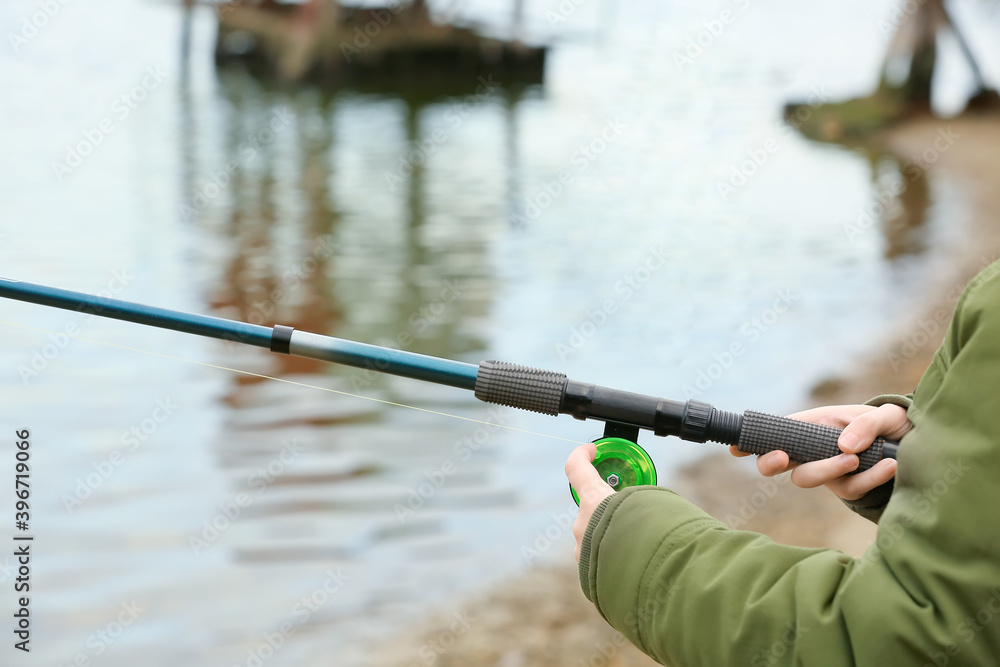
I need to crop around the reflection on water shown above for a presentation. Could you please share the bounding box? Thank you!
[167,59,530,664]
[867,151,932,259]
[2,0,997,664]
[195,66,515,571]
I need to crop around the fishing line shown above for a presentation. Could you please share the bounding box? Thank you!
[0,319,587,445]
[0,278,905,502]
[0,277,899,504]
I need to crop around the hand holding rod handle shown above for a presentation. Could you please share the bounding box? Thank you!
[474,361,898,472]
[733,410,897,471]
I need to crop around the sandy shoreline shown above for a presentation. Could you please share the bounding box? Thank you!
[367,113,1000,667]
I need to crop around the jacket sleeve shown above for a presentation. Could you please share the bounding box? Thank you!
[577,260,1000,666]
[839,392,914,523]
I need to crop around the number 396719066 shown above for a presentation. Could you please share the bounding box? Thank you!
[15,430,30,528]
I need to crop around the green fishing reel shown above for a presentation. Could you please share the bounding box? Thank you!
[570,436,657,505]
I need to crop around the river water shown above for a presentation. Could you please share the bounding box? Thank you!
[1,0,998,665]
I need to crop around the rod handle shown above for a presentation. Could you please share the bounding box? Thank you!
[474,360,567,415]
[733,410,897,473]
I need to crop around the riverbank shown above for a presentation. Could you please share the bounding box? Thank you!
[367,112,1000,667]
[811,113,1000,405]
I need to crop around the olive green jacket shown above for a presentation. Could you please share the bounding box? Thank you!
[579,261,1000,666]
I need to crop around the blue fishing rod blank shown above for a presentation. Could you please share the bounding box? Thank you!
[0,277,478,390]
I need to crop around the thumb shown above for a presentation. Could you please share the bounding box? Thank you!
[565,443,612,503]
[838,404,905,454]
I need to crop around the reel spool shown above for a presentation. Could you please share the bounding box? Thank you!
[570,436,657,505]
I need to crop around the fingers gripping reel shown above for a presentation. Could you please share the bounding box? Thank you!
[570,423,657,505]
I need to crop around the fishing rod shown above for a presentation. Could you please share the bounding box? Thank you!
[0,277,898,502]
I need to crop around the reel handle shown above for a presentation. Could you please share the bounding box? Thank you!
[570,436,657,506]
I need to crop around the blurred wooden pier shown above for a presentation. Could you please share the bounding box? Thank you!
[212,0,546,85]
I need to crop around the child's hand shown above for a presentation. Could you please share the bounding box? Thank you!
[729,404,911,501]
[565,443,616,561]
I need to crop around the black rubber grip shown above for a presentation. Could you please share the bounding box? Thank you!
[474,361,567,415]
[737,410,885,473]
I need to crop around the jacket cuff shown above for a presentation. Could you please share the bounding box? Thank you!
[577,486,723,640]
[840,479,895,522]
[838,393,913,522]
[863,393,913,410]
[578,494,614,602]
[577,487,717,611]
